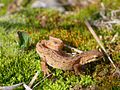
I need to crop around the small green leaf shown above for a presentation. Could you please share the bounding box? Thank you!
[17,31,31,50]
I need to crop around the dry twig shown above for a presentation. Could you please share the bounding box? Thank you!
[91,2,120,30]
[32,73,53,89]
[28,71,40,88]
[23,83,32,90]
[0,83,23,90]
[0,82,32,90]
[85,20,117,69]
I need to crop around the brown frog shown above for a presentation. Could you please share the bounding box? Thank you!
[36,36,103,75]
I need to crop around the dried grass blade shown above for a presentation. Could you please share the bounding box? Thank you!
[0,83,23,90]
[28,71,39,88]
[85,20,117,69]
[23,83,32,90]
[32,73,52,89]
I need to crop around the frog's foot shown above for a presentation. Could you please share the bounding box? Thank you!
[41,61,50,76]
[73,64,81,75]
[43,68,50,76]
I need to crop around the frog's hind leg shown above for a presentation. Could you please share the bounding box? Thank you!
[73,64,81,75]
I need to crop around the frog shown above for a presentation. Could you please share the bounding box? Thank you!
[36,36,103,75]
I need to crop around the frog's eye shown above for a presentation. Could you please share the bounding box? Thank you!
[54,41,58,44]
[95,56,100,59]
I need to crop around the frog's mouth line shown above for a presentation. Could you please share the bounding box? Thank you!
[86,56,103,63]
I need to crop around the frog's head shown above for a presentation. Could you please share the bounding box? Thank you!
[46,36,64,51]
[80,50,104,64]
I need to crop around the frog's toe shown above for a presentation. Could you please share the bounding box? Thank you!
[43,68,51,76]
[75,71,81,75]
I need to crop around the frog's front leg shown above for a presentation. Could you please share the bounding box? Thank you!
[41,57,50,76]
[73,64,81,75]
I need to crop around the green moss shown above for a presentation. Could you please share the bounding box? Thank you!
[0,0,120,89]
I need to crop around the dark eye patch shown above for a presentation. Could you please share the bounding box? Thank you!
[54,41,58,44]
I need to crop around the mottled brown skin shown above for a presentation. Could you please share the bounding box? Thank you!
[36,37,103,75]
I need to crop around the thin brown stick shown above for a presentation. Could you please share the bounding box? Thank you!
[32,73,52,89]
[28,71,39,88]
[85,20,117,69]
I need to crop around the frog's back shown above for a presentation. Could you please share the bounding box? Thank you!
[44,49,78,70]
[36,41,80,70]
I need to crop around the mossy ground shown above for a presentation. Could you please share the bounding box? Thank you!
[0,0,120,90]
